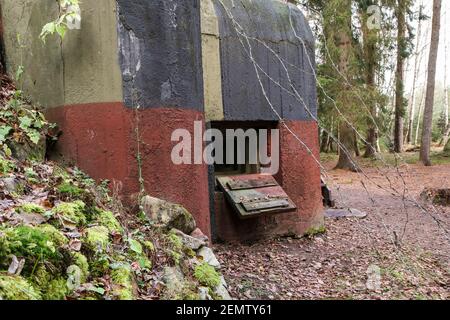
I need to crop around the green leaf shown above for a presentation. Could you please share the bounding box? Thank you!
[15,66,24,82]
[19,116,33,130]
[56,24,67,39]
[40,22,56,42]
[3,144,12,157]
[128,238,143,255]
[0,126,12,143]
[34,118,44,129]
[87,286,105,295]
[26,129,41,145]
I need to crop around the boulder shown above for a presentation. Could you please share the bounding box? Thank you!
[197,247,221,269]
[214,276,232,300]
[141,196,196,234]
[171,229,206,251]
[162,266,185,299]
[190,228,209,243]
[198,287,212,300]
[0,177,21,194]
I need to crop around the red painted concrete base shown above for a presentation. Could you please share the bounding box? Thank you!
[46,103,211,238]
[214,120,323,242]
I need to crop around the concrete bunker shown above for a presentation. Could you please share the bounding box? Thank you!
[0,0,323,242]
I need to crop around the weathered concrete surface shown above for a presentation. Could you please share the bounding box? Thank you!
[201,0,224,121]
[0,0,64,108]
[61,0,123,105]
[46,104,212,239]
[212,0,317,121]
[116,0,204,111]
[0,0,122,107]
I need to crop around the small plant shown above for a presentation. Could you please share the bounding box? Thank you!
[40,0,81,42]
[57,181,85,198]
[194,263,221,288]
[304,225,327,238]
[0,156,15,174]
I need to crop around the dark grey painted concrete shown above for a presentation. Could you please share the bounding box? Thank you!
[117,0,204,111]
[213,0,317,121]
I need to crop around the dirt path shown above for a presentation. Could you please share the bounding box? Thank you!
[214,163,450,300]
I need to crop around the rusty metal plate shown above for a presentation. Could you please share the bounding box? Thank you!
[227,176,278,190]
[216,174,297,219]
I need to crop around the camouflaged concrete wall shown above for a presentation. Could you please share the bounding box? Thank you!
[212,0,317,121]
[116,0,204,111]
[0,0,123,108]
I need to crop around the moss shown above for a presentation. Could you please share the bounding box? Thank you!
[36,224,68,246]
[94,209,123,233]
[194,263,221,288]
[42,278,68,300]
[0,156,15,174]
[111,265,134,300]
[0,274,42,300]
[304,225,326,238]
[17,203,45,214]
[89,254,110,277]
[143,240,155,252]
[57,181,85,198]
[0,225,59,264]
[52,201,87,227]
[71,252,89,282]
[84,226,110,251]
[168,232,183,252]
[169,250,182,265]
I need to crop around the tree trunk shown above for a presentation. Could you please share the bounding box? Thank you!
[414,87,426,145]
[394,0,407,153]
[361,1,379,158]
[440,16,449,146]
[405,3,423,144]
[336,122,358,171]
[420,0,442,166]
[334,0,357,171]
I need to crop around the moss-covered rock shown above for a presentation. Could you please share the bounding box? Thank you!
[194,263,221,288]
[141,196,196,234]
[52,201,87,227]
[111,265,134,300]
[84,226,110,251]
[17,203,45,214]
[0,225,60,265]
[36,224,68,246]
[94,209,123,233]
[42,278,68,300]
[71,252,89,282]
[0,274,42,300]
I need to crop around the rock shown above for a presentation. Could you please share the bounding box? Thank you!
[141,196,196,234]
[171,228,206,251]
[198,287,212,300]
[7,136,46,162]
[162,266,185,299]
[324,208,367,219]
[190,228,209,243]
[197,247,220,269]
[15,213,47,226]
[214,276,232,300]
[0,177,21,193]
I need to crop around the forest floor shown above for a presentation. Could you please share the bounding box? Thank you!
[214,153,450,300]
